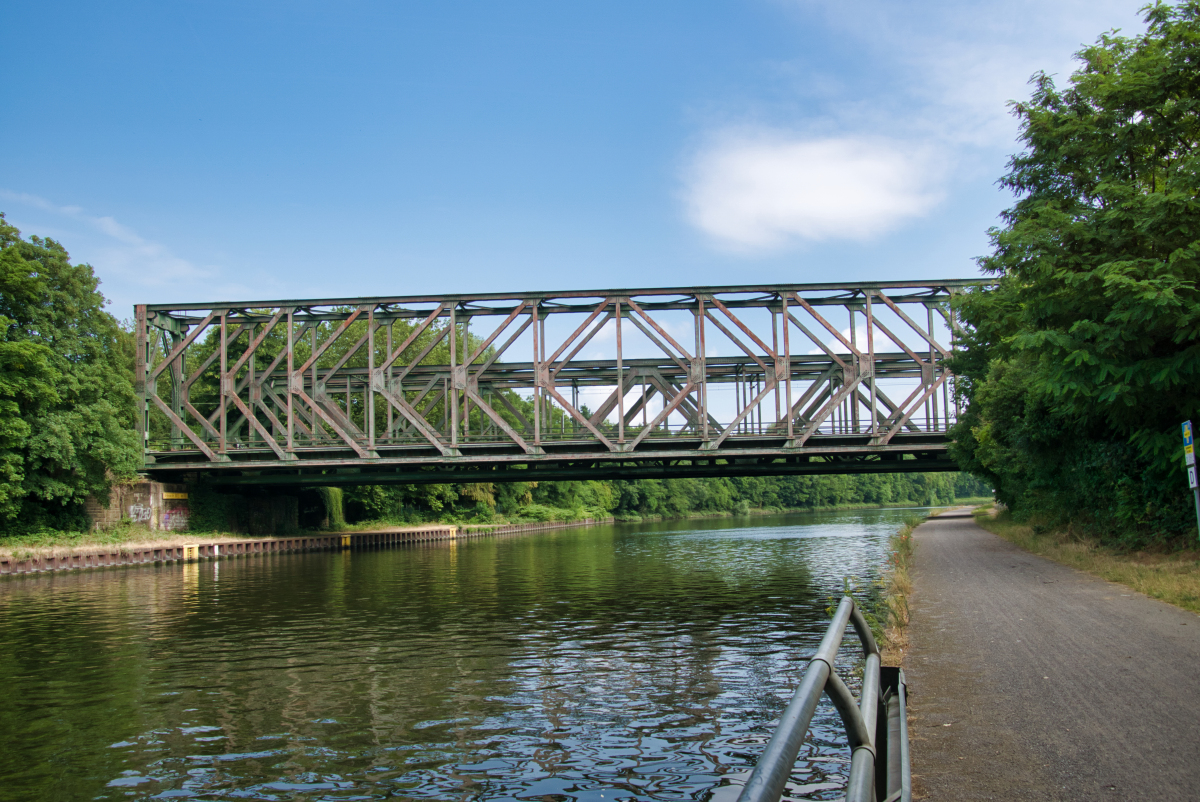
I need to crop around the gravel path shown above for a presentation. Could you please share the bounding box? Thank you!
[905,510,1200,801]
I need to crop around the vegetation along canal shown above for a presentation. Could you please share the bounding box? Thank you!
[0,508,921,801]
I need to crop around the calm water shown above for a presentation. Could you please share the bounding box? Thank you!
[0,508,922,801]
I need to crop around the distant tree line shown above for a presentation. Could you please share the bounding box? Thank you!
[340,472,992,526]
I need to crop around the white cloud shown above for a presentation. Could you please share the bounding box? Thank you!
[683,0,1148,253]
[685,133,945,251]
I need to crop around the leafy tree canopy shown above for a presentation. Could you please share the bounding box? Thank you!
[950,2,1200,543]
[0,214,140,529]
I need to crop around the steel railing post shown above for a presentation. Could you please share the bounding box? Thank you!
[736,596,908,802]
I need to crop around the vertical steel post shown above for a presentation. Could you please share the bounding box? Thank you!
[949,297,959,426]
[757,376,763,433]
[748,370,753,434]
[616,300,625,444]
[865,293,876,437]
[539,312,546,439]
[462,313,470,440]
[698,297,708,441]
[248,324,257,445]
[386,321,393,441]
[146,333,160,440]
[772,307,781,424]
[642,376,647,429]
[449,306,458,447]
[532,304,540,446]
[287,310,294,452]
[743,368,748,434]
[170,330,183,450]
[943,371,951,430]
[368,307,375,449]
[219,313,228,453]
[135,305,148,465]
[849,306,858,434]
[783,295,792,439]
[735,366,742,434]
[752,376,758,434]
[927,304,935,431]
[311,326,319,441]
[832,371,838,435]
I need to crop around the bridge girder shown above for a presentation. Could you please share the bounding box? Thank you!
[135,280,987,488]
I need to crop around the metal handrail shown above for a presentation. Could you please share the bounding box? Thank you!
[736,596,910,802]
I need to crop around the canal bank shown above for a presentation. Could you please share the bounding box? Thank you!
[906,510,1200,800]
[2,498,988,572]
[0,519,607,576]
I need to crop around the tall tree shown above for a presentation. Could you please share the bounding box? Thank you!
[0,214,140,529]
[950,2,1200,543]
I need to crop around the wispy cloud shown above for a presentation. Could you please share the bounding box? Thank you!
[685,133,945,251]
[684,0,1147,252]
[0,189,210,286]
[785,0,1146,148]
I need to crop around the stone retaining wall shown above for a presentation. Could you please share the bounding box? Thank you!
[84,481,192,531]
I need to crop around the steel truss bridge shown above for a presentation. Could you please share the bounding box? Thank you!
[135,280,985,488]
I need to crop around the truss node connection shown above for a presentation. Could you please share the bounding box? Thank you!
[135,280,987,487]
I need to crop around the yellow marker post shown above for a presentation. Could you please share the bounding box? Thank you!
[341,535,351,548]
[183,545,199,561]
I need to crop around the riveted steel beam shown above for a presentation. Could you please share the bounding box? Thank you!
[138,280,988,483]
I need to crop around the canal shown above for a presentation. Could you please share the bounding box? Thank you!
[0,507,922,801]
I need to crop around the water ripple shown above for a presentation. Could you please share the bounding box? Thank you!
[0,508,924,800]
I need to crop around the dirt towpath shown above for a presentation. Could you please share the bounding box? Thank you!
[905,510,1200,801]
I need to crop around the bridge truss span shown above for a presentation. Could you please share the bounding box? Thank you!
[135,280,986,486]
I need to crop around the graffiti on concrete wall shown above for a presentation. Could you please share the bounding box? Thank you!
[128,504,153,523]
[162,506,190,531]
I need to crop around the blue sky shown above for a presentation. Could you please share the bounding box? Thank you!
[2,0,1148,316]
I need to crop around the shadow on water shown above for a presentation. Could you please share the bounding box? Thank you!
[0,507,928,801]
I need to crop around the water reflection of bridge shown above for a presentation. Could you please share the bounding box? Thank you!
[135,280,985,487]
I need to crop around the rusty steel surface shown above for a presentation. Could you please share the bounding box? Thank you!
[135,280,985,486]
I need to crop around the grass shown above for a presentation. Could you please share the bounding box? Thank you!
[834,511,930,667]
[972,505,1200,615]
[874,503,984,665]
[878,513,921,666]
[0,523,283,562]
[952,496,995,506]
[0,521,168,560]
